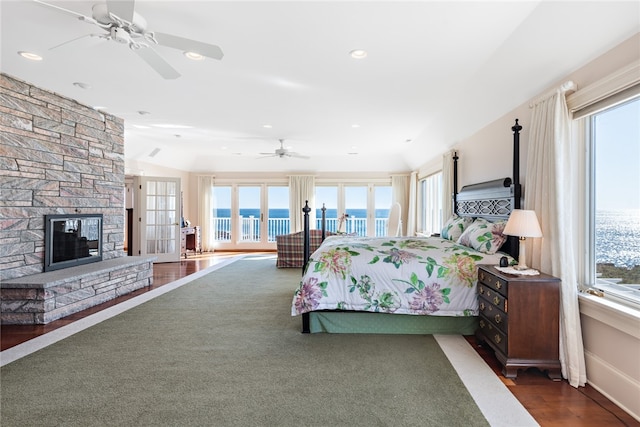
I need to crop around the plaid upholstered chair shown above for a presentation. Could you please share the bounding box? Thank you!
[275,229,334,268]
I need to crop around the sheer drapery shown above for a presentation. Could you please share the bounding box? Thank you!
[405,171,418,237]
[391,175,409,236]
[442,150,455,220]
[197,175,214,252]
[289,175,315,232]
[526,83,586,387]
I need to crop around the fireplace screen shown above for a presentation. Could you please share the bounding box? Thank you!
[44,214,103,272]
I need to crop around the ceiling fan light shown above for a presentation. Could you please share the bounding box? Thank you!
[184,51,204,61]
[18,51,42,61]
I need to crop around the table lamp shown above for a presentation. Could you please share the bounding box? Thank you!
[503,209,543,270]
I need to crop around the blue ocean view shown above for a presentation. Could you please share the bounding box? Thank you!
[596,210,640,268]
[214,208,389,219]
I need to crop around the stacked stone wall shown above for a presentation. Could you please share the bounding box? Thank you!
[0,73,125,281]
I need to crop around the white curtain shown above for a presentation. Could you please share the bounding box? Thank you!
[405,171,418,236]
[288,175,315,233]
[442,150,455,220]
[197,175,214,252]
[391,175,409,236]
[526,84,586,387]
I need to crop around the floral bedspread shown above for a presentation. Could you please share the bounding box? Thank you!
[291,235,510,317]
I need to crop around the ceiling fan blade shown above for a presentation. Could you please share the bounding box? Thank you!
[134,47,180,79]
[154,32,224,60]
[106,0,135,23]
[34,0,98,24]
[289,153,310,159]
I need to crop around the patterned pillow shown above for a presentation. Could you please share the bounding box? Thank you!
[441,215,474,241]
[457,218,507,254]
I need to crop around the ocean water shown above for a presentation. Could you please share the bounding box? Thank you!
[596,210,640,268]
[213,208,388,219]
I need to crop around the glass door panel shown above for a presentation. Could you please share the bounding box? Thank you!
[139,177,180,262]
[345,186,367,235]
[213,186,232,242]
[316,186,338,231]
[238,186,261,243]
[374,186,392,236]
[268,186,289,242]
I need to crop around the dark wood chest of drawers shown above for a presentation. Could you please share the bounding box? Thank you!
[476,265,561,380]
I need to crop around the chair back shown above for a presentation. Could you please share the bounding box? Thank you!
[386,202,402,236]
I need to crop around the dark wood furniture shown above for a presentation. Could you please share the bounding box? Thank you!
[181,226,201,258]
[476,265,561,380]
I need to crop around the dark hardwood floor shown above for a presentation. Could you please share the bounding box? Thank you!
[1,252,637,426]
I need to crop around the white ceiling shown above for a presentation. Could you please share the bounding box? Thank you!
[2,1,639,174]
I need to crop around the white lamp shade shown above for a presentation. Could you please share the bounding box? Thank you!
[503,209,543,238]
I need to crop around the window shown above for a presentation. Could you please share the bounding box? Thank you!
[589,96,640,306]
[420,172,443,235]
[315,183,391,236]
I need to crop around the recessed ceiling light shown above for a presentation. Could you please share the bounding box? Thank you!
[132,125,151,129]
[18,51,42,61]
[350,49,367,59]
[73,82,91,89]
[184,51,204,61]
[262,124,273,129]
[351,124,360,128]
[405,139,413,144]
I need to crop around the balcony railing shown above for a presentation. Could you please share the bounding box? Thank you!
[212,216,389,242]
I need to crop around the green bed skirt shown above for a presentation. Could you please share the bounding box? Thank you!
[308,311,479,334]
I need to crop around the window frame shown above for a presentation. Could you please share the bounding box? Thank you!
[583,95,640,308]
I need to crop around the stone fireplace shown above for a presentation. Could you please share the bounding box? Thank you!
[0,73,154,324]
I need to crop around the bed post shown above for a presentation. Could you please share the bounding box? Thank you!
[321,203,326,241]
[302,200,311,274]
[512,119,522,209]
[453,151,459,215]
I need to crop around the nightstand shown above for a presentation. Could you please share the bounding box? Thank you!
[476,265,562,380]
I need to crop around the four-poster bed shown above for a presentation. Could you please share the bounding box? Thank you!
[292,120,523,334]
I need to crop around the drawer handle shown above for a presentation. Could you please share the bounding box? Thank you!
[480,272,485,281]
[479,319,485,328]
[486,290,492,297]
[495,279,502,289]
[479,287,485,295]
[493,296,500,306]
[494,314,502,324]
[479,302,485,311]
[494,334,501,344]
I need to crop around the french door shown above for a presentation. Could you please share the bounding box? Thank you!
[212,183,288,250]
[134,176,181,262]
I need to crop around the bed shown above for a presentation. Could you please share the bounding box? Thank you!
[291,120,523,334]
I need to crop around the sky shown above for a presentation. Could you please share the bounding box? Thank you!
[594,97,640,211]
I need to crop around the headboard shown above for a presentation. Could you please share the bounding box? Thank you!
[455,178,519,259]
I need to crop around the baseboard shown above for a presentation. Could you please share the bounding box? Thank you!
[585,349,640,422]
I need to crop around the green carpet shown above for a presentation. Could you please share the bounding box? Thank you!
[1,256,489,426]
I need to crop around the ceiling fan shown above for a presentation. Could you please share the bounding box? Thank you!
[259,139,309,159]
[33,0,224,79]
